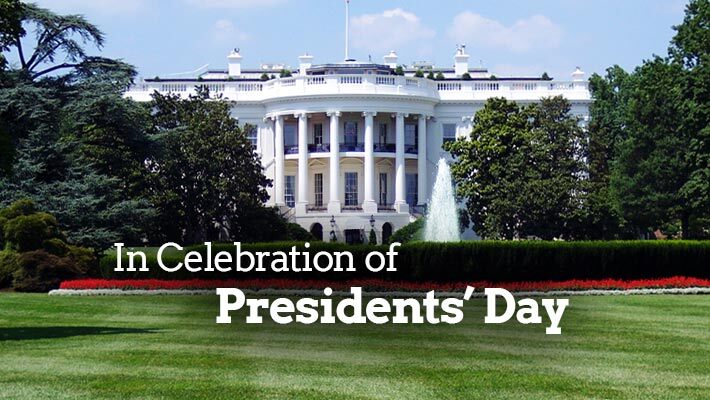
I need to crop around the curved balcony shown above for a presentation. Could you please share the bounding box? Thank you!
[285,142,419,155]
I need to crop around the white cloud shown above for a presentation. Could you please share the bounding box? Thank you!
[350,8,435,54]
[35,0,145,14]
[212,19,249,43]
[185,0,286,8]
[448,12,562,53]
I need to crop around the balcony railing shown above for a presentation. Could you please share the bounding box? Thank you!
[374,143,395,152]
[308,143,330,153]
[286,143,418,154]
[340,142,364,152]
[126,74,591,103]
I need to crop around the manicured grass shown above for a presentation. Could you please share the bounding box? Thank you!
[0,293,708,399]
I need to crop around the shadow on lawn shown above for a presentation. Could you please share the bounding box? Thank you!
[0,326,158,341]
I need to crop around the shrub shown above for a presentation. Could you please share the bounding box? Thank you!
[3,212,61,252]
[435,72,445,80]
[414,69,424,78]
[260,73,270,81]
[427,71,435,80]
[286,223,315,241]
[279,69,292,78]
[12,250,92,292]
[0,250,19,288]
[394,66,404,76]
[461,72,471,80]
[0,198,36,220]
[388,219,424,244]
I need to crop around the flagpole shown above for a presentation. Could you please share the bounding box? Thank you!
[345,0,350,60]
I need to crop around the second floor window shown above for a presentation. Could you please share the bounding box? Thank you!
[344,121,357,145]
[313,123,323,145]
[246,126,258,149]
[443,123,457,144]
[405,123,417,146]
[379,123,388,144]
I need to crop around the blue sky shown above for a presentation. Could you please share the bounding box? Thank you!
[28,0,689,80]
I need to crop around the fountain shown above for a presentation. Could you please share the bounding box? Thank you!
[424,158,460,242]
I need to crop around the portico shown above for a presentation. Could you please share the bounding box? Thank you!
[269,110,429,218]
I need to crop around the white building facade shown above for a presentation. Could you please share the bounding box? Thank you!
[125,48,591,244]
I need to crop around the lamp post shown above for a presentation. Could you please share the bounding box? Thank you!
[369,215,375,228]
[329,215,336,242]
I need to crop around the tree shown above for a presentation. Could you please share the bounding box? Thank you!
[446,97,585,239]
[148,88,271,244]
[669,0,709,237]
[368,229,377,245]
[581,66,633,239]
[0,2,155,250]
[0,0,23,71]
[611,58,699,237]
[2,3,127,81]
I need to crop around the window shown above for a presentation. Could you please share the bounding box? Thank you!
[284,123,298,153]
[313,123,323,145]
[406,173,418,207]
[344,172,358,206]
[247,126,258,149]
[284,124,298,146]
[404,123,417,146]
[379,123,388,144]
[285,175,296,207]
[443,123,457,144]
[314,173,323,207]
[379,173,388,205]
[344,121,358,145]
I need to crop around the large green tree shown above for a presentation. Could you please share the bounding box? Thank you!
[0,3,155,251]
[148,88,271,244]
[609,0,709,238]
[582,66,633,238]
[446,96,585,240]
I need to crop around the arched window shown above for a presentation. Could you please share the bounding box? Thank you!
[310,223,323,241]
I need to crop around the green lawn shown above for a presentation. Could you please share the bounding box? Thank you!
[0,294,708,399]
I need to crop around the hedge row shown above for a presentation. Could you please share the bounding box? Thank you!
[99,241,710,282]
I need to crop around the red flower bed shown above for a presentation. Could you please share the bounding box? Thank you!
[59,276,710,292]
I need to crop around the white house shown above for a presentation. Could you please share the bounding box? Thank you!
[125,46,591,244]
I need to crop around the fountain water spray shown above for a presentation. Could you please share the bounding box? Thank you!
[424,158,460,242]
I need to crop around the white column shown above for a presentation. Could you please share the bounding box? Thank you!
[328,111,341,214]
[394,113,408,213]
[417,115,427,206]
[363,112,377,213]
[296,112,308,215]
[274,116,285,206]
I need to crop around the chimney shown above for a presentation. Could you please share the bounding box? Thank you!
[454,44,469,76]
[571,66,585,82]
[228,48,242,77]
[383,50,398,69]
[298,53,314,75]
